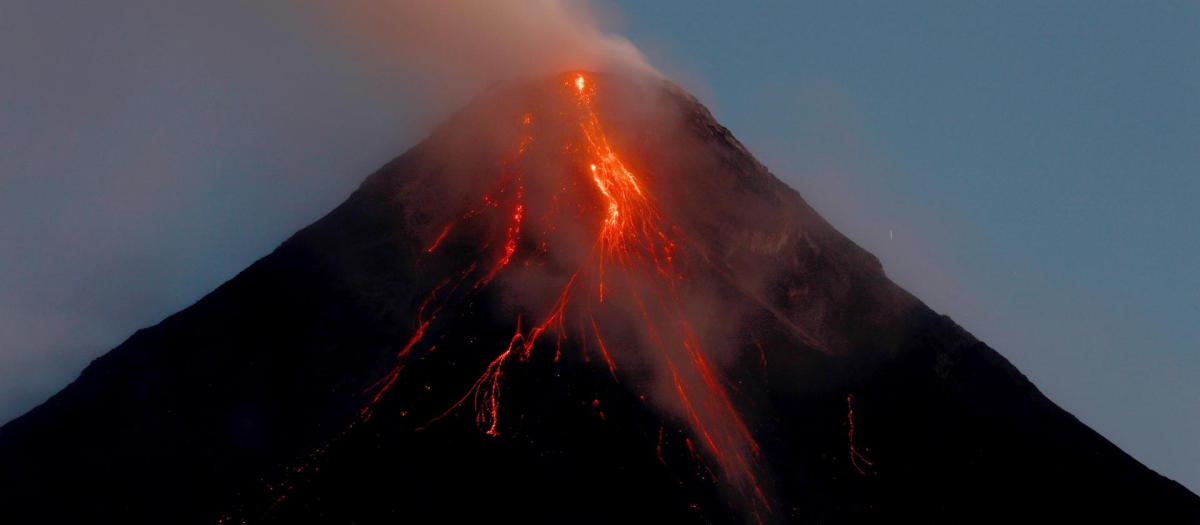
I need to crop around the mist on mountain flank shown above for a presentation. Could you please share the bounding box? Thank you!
[1,71,1196,524]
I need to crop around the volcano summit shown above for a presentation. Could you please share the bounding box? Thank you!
[1,72,1196,524]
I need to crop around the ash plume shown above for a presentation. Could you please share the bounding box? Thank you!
[301,0,660,102]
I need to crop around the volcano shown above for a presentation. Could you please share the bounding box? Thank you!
[1,72,1196,524]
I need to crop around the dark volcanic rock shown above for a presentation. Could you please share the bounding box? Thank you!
[1,73,1196,524]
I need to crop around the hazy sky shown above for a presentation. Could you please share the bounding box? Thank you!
[1,1,1196,492]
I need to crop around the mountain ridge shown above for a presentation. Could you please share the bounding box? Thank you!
[1,72,1196,524]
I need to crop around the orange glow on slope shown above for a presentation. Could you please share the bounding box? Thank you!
[847,393,874,475]
[338,73,772,517]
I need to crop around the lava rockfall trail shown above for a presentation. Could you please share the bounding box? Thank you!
[273,73,774,520]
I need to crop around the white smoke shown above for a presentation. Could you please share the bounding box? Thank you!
[299,0,659,100]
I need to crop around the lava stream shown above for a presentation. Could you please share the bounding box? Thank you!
[356,73,771,516]
[847,393,874,475]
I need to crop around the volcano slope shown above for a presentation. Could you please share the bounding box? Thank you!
[0,72,1196,524]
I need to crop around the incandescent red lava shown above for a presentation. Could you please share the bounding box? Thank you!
[280,73,773,519]
[847,393,874,476]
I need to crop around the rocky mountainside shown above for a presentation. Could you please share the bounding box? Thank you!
[1,72,1196,524]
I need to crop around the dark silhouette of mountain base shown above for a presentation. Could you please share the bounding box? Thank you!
[1,72,1196,524]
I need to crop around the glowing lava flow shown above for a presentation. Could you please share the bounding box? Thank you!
[847,393,874,475]
[354,73,771,517]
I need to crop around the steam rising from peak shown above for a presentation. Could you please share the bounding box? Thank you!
[306,0,658,98]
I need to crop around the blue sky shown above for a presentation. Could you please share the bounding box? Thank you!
[1,0,1195,492]
[607,0,1198,491]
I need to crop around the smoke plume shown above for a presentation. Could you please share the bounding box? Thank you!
[299,0,659,104]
